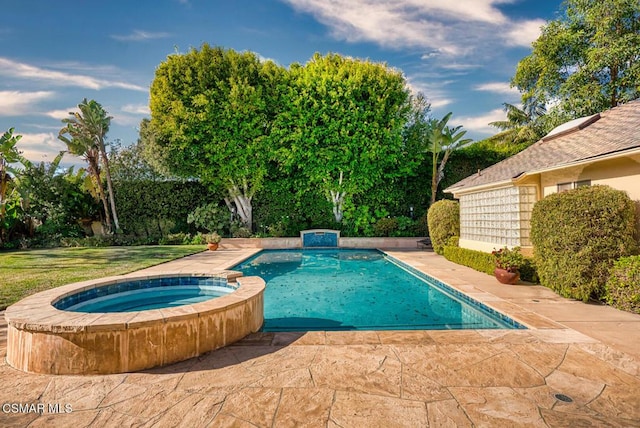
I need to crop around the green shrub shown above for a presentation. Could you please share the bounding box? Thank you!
[531,185,638,301]
[266,221,286,237]
[373,217,398,237]
[159,232,191,245]
[519,258,539,284]
[443,246,494,275]
[605,255,640,314]
[443,245,539,283]
[189,232,207,245]
[187,203,227,233]
[427,200,460,254]
[231,223,252,238]
[393,216,419,237]
[60,236,113,248]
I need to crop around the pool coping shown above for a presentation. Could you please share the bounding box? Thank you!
[4,272,254,333]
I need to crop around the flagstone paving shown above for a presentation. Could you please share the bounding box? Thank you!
[2,248,640,427]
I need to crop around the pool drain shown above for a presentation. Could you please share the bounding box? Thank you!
[554,393,573,403]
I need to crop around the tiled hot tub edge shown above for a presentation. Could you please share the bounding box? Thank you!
[4,273,265,375]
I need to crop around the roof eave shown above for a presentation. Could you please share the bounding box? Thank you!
[446,179,515,197]
[513,145,640,181]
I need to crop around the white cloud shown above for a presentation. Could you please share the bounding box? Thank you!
[0,91,54,116]
[504,19,546,47]
[406,78,454,110]
[439,63,482,72]
[111,30,171,42]
[110,112,144,127]
[282,0,458,52]
[474,82,519,95]
[457,108,506,135]
[44,107,79,121]
[0,57,147,92]
[429,98,454,109]
[282,0,542,56]
[121,104,150,115]
[15,132,70,164]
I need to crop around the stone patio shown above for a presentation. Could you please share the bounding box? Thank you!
[2,248,640,427]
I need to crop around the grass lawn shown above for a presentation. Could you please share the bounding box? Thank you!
[0,245,205,310]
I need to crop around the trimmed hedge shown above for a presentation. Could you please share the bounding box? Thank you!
[443,245,539,283]
[114,180,219,238]
[443,246,494,275]
[531,185,638,301]
[605,255,640,314]
[427,200,460,255]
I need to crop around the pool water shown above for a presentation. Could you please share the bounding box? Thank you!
[232,249,523,331]
[64,285,232,312]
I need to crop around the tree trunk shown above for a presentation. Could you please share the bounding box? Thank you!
[430,158,438,207]
[329,190,345,222]
[326,170,346,222]
[610,64,618,107]
[99,142,120,232]
[225,184,253,230]
[94,174,112,233]
[233,194,253,230]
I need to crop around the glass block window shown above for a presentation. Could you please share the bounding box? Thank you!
[460,186,537,247]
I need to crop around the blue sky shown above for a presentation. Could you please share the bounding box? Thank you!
[1,0,561,166]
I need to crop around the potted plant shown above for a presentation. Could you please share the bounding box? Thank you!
[492,246,525,284]
[205,232,222,251]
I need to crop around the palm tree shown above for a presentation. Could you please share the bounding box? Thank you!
[489,101,547,145]
[427,113,472,206]
[58,130,112,232]
[59,99,119,232]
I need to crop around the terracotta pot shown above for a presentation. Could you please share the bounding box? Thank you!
[207,242,219,251]
[494,267,520,284]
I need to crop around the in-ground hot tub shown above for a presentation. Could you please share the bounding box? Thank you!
[4,272,264,375]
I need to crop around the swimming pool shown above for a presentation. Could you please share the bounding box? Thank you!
[232,249,524,331]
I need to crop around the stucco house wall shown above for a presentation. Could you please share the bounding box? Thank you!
[540,154,640,199]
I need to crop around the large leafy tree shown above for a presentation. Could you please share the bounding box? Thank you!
[275,53,413,223]
[59,99,119,232]
[148,45,286,230]
[513,0,640,118]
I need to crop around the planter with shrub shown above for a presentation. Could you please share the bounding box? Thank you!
[492,246,525,284]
